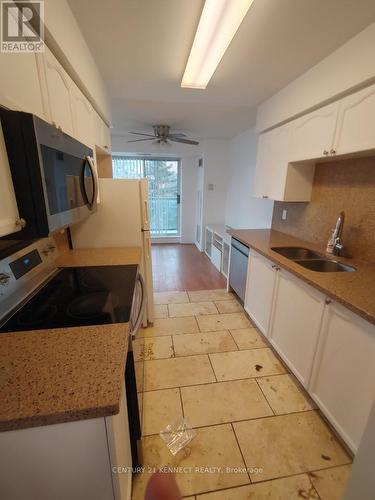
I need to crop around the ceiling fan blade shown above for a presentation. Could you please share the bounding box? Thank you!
[128,132,155,137]
[170,137,199,145]
[168,133,187,138]
[127,138,155,143]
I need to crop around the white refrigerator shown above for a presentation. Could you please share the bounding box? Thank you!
[70,178,154,324]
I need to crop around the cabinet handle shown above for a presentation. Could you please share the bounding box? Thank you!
[323,150,329,156]
[325,299,332,305]
[330,149,336,155]
[262,195,269,199]
[271,264,280,271]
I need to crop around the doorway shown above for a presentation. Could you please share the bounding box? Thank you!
[112,156,181,237]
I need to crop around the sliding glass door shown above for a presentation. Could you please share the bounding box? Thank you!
[113,157,181,237]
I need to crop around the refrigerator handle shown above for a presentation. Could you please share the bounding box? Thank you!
[143,200,149,228]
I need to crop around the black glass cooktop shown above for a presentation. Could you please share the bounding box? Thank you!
[0,265,138,333]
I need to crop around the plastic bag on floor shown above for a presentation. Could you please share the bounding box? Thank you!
[160,418,197,456]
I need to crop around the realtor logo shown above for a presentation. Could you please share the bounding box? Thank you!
[1,1,44,52]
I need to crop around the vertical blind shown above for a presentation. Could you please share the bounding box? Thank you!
[112,156,180,237]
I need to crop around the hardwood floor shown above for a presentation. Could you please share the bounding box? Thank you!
[152,243,227,292]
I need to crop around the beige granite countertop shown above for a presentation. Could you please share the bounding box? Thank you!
[56,246,142,268]
[229,229,375,325]
[0,324,129,431]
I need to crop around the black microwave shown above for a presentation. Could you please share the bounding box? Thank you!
[0,108,97,239]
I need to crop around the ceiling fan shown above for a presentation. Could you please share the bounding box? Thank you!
[127,125,199,146]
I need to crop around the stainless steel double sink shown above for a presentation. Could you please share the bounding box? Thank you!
[271,246,356,273]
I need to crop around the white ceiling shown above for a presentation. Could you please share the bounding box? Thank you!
[69,0,375,141]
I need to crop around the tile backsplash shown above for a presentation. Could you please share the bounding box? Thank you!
[272,155,375,262]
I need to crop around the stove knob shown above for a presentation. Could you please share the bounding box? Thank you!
[0,273,11,285]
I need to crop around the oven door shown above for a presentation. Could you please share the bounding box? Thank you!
[125,273,146,468]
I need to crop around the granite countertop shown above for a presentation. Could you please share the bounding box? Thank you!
[56,246,142,267]
[228,229,375,325]
[0,324,129,432]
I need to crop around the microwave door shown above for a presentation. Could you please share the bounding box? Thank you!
[80,156,97,211]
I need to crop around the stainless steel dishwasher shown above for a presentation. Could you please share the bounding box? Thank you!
[229,238,249,302]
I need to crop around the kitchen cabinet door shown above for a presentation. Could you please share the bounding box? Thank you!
[244,251,278,337]
[0,124,21,237]
[309,301,375,452]
[255,125,289,201]
[254,124,314,201]
[288,101,339,162]
[269,269,325,387]
[95,114,111,154]
[42,48,74,136]
[333,83,375,156]
[71,84,95,148]
[0,52,45,118]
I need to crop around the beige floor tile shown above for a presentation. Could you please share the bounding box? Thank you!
[188,289,234,303]
[134,336,174,361]
[154,304,168,319]
[131,424,249,499]
[197,474,319,499]
[309,465,352,500]
[139,317,199,338]
[173,331,237,357]
[210,348,286,381]
[230,328,268,350]
[215,300,243,314]
[154,291,190,304]
[142,388,183,436]
[234,411,351,482]
[144,355,216,390]
[135,361,143,392]
[169,301,218,318]
[181,379,272,427]
[197,313,251,332]
[257,374,316,415]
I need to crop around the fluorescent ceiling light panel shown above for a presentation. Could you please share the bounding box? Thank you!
[181,0,254,89]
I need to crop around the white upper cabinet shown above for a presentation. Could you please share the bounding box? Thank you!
[244,250,279,336]
[95,115,111,154]
[255,125,315,202]
[71,83,95,148]
[0,53,45,118]
[255,125,289,200]
[42,47,74,136]
[333,83,375,156]
[269,269,326,388]
[0,124,21,237]
[309,302,375,452]
[288,101,339,162]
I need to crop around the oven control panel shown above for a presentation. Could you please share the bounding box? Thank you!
[0,238,58,320]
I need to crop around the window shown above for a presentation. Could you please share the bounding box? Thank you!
[112,156,181,237]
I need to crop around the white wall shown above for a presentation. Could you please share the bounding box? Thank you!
[225,127,274,229]
[257,22,375,132]
[202,139,231,227]
[180,156,199,244]
[43,0,111,123]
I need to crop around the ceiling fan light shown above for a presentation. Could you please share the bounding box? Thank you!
[181,0,254,89]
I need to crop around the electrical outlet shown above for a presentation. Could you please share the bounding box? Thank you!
[282,209,288,221]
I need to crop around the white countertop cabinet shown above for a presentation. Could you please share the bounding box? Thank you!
[268,269,326,388]
[244,250,279,337]
[0,383,132,500]
[246,251,375,452]
[309,301,375,452]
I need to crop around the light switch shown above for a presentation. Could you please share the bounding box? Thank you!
[282,209,288,221]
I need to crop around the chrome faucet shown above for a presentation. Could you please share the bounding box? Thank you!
[327,211,345,255]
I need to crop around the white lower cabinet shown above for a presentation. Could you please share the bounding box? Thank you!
[309,302,375,452]
[0,383,132,500]
[244,250,279,336]
[269,269,325,387]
